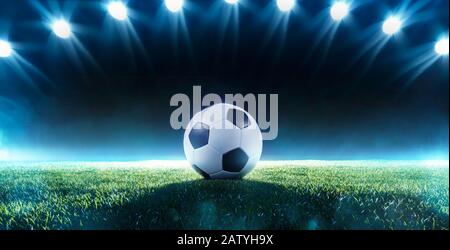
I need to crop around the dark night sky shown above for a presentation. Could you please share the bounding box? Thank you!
[0,0,448,161]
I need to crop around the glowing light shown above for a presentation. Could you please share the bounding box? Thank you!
[52,19,72,39]
[225,0,239,4]
[108,1,128,21]
[277,0,295,12]
[434,37,449,56]
[330,2,349,21]
[0,40,12,58]
[423,160,449,168]
[382,16,402,36]
[0,149,8,160]
[165,0,184,13]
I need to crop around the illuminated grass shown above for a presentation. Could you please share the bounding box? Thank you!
[0,161,448,230]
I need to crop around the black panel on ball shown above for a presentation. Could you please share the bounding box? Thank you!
[188,122,210,149]
[222,148,249,173]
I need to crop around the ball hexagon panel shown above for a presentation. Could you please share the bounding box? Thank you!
[188,122,210,149]
[222,148,249,173]
[208,120,241,153]
[193,144,223,175]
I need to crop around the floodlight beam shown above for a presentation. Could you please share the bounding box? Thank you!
[0,40,13,58]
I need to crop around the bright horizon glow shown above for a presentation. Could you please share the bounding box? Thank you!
[1,159,448,169]
[0,149,9,160]
[52,19,72,39]
[225,0,239,4]
[108,1,128,21]
[165,0,184,13]
[434,37,449,56]
[277,0,295,12]
[382,16,402,36]
[422,160,449,168]
[0,40,13,58]
[330,2,350,21]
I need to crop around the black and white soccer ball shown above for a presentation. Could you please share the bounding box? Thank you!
[183,103,263,179]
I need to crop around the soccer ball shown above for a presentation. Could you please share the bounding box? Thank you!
[183,103,263,179]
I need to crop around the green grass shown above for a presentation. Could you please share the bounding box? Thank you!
[0,161,448,230]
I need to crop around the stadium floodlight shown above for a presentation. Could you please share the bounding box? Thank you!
[434,37,449,56]
[225,0,239,4]
[277,0,295,12]
[330,2,349,21]
[108,1,128,21]
[52,19,72,39]
[382,16,402,36]
[165,0,184,13]
[0,40,13,58]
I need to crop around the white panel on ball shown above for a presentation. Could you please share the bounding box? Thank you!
[208,121,241,153]
[240,126,263,160]
[193,145,223,175]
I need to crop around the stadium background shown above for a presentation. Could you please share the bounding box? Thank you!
[0,0,448,161]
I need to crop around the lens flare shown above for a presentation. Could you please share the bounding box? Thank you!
[52,19,72,39]
[277,0,295,12]
[0,40,13,58]
[434,37,449,56]
[108,1,128,21]
[165,0,184,13]
[382,16,402,36]
[225,0,239,4]
[330,2,349,21]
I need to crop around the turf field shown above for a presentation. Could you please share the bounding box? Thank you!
[0,161,448,230]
